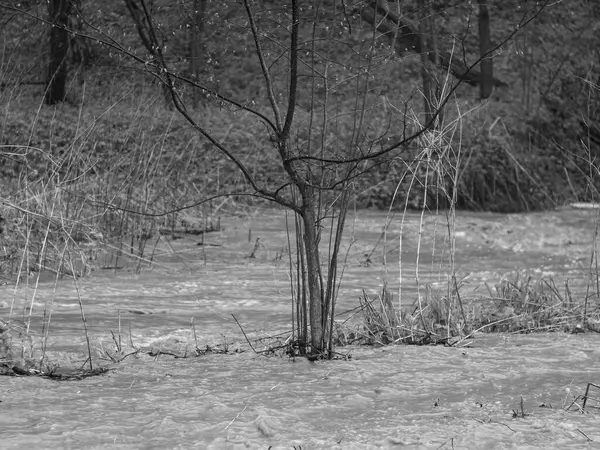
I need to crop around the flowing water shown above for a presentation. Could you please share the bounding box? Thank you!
[1,208,599,449]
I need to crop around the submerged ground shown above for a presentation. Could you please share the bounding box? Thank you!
[1,208,599,448]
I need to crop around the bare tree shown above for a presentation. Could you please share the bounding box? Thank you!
[120,0,422,356]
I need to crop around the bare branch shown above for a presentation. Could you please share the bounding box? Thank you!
[0,1,279,132]
[285,0,552,166]
[280,0,299,142]
[243,0,283,132]
[358,1,508,88]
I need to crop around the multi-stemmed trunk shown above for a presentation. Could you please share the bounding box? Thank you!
[299,184,325,355]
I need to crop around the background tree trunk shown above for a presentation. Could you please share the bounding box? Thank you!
[188,0,206,107]
[69,0,91,67]
[124,0,172,107]
[428,1,444,125]
[418,0,435,127]
[45,0,72,105]
[478,0,494,99]
[359,2,507,90]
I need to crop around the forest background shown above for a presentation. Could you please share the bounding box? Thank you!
[0,0,598,214]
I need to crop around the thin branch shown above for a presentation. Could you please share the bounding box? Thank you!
[70,192,286,218]
[232,314,259,355]
[131,1,286,206]
[1,0,301,212]
[286,0,551,166]
[243,0,283,132]
[280,0,299,141]
[0,1,278,132]
[123,0,154,53]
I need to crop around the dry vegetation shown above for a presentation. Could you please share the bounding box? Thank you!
[332,272,600,348]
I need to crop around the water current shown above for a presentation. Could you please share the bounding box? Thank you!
[1,208,599,448]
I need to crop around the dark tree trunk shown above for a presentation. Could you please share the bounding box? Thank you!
[418,0,435,127]
[189,0,207,107]
[69,0,91,67]
[300,185,325,355]
[478,0,494,99]
[359,2,506,90]
[46,0,72,105]
[428,1,444,125]
[124,0,172,107]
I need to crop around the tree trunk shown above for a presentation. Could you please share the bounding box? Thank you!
[428,1,444,125]
[300,185,324,355]
[69,0,90,67]
[189,0,207,107]
[46,0,72,105]
[478,0,493,99]
[124,0,172,107]
[359,2,506,90]
[418,0,435,127]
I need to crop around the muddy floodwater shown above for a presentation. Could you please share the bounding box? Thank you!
[1,208,600,449]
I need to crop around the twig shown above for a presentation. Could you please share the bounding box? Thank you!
[495,421,516,433]
[577,428,593,442]
[191,317,199,349]
[222,404,248,431]
[232,314,258,354]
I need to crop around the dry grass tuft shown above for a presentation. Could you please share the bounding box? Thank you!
[341,272,600,347]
